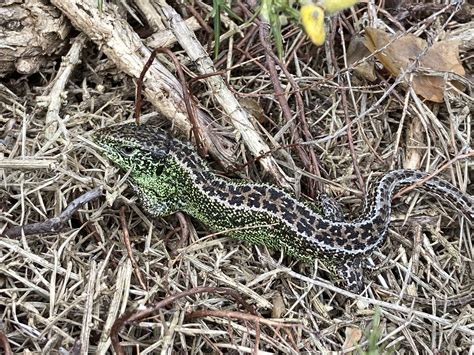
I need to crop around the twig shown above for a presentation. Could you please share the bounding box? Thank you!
[186,309,300,331]
[184,5,213,33]
[110,287,257,354]
[39,33,88,140]
[68,340,82,355]
[174,212,191,252]
[340,87,365,193]
[135,47,206,155]
[337,19,366,193]
[0,159,56,170]
[0,331,13,355]
[227,142,302,174]
[3,186,103,238]
[146,17,201,48]
[258,20,316,195]
[119,206,147,290]
[394,149,474,199]
[79,261,96,353]
[376,287,474,307]
[265,39,322,196]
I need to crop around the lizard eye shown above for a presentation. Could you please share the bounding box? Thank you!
[120,146,136,156]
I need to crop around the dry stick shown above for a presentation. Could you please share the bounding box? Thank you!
[146,17,201,48]
[80,261,96,353]
[215,24,259,69]
[68,340,82,355]
[135,0,166,30]
[1,117,16,136]
[235,24,261,65]
[110,287,258,354]
[185,4,213,33]
[258,21,316,195]
[199,335,222,354]
[226,142,302,174]
[254,318,261,355]
[257,23,293,130]
[186,309,299,333]
[336,18,366,194]
[174,212,191,251]
[394,149,474,199]
[340,88,365,194]
[0,159,56,170]
[188,70,226,84]
[3,186,103,238]
[42,33,88,140]
[379,288,474,307]
[134,47,206,155]
[119,206,147,291]
[133,49,156,123]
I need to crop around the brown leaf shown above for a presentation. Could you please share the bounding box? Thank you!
[347,35,377,82]
[343,326,363,350]
[271,292,286,318]
[414,40,465,102]
[239,97,266,124]
[364,27,465,102]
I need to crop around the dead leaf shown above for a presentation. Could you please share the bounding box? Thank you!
[271,292,286,318]
[414,40,465,102]
[239,97,266,123]
[364,27,465,102]
[347,35,377,82]
[343,326,363,350]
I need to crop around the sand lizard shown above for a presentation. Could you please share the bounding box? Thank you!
[93,124,473,293]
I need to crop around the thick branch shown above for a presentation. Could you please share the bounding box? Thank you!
[50,0,235,166]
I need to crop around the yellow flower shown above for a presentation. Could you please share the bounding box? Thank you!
[320,0,358,14]
[300,4,325,46]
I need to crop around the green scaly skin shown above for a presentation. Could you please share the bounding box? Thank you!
[93,124,473,293]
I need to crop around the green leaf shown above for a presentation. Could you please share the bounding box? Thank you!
[213,0,222,60]
[222,4,244,22]
[270,10,283,59]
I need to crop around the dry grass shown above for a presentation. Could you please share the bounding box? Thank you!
[0,1,472,353]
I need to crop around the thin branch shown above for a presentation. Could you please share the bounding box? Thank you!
[0,331,13,355]
[110,287,257,354]
[394,149,474,199]
[119,206,147,290]
[186,309,300,328]
[3,186,103,238]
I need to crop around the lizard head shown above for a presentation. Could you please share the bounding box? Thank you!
[92,124,174,179]
[93,123,208,216]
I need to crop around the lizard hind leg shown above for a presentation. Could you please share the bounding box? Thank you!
[333,258,365,294]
